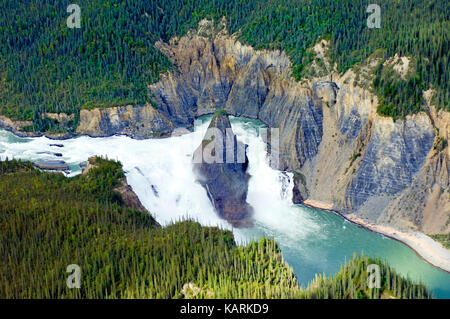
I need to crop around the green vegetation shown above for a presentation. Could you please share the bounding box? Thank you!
[0,0,448,132]
[434,136,448,152]
[214,109,228,117]
[345,143,365,174]
[0,158,430,298]
[294,171,307,186]
[373,58,424,120]
[350,151,362,164]
[305,253,431,299]
[431,234,450,249]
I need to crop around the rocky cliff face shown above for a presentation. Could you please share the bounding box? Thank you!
[192,111,253,227]
[76,103,173,138]
[377,104,450,234]
[63,19,448,235]
[0,116,38,137]
[0,113,75,140]
[296,63,447,234]
[148,19,323,171]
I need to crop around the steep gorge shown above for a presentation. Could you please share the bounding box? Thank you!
[72,19,449,236]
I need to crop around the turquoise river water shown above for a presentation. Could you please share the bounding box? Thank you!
[0,116,449,298]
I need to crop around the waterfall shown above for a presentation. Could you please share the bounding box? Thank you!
[1,117,450,297]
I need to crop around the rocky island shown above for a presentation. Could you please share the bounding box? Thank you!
[1,0,450,300]
[32,159,69,173]
[1,18,446,270]
[192,111,253,227]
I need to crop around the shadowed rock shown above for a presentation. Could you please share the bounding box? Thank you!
[35,19,445,235]
[33,160,69,172]
[193,111,253,227]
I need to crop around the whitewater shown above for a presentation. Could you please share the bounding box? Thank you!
[1,116,450,298]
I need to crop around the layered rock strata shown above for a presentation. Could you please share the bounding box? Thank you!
[5,19,446,235]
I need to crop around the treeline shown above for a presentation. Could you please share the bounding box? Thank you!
[235,0,449,118]
[304,253,430,299]
[0,0,448,131]
[0,158,430,298]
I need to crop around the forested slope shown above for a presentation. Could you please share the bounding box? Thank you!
[0,158,431,298]
[0,0,448,133]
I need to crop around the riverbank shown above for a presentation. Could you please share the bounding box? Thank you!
[302,200,450,274]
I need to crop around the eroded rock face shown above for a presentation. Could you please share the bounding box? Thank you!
[149,22,324,171]
[296,65,445,234]
[376,105,450,234]
[73,19,448,235]
[314,81,339,107]
[76,103,173,138]
[0,116,38,137]
[192,112,253,227]
[379,149,449,233]
[345,114,435,219]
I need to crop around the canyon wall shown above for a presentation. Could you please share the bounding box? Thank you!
[77,19,450,235]
[76,103,173,138]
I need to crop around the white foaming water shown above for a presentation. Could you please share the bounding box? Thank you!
[0,117,319,245]
[2,117,450,297]
[229,119,321,246]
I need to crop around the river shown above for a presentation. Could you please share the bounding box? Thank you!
[1,115,449,298]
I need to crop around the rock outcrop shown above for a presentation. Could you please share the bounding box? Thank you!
[146,19,447,236]
[0,115,39,138]
[25,18,446,236]
[192,111,253,227]
[0,114,73,140]
[76,103,173,138]
[377,103,450,234]
[33,160,69,172]
[147,19,323,171]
